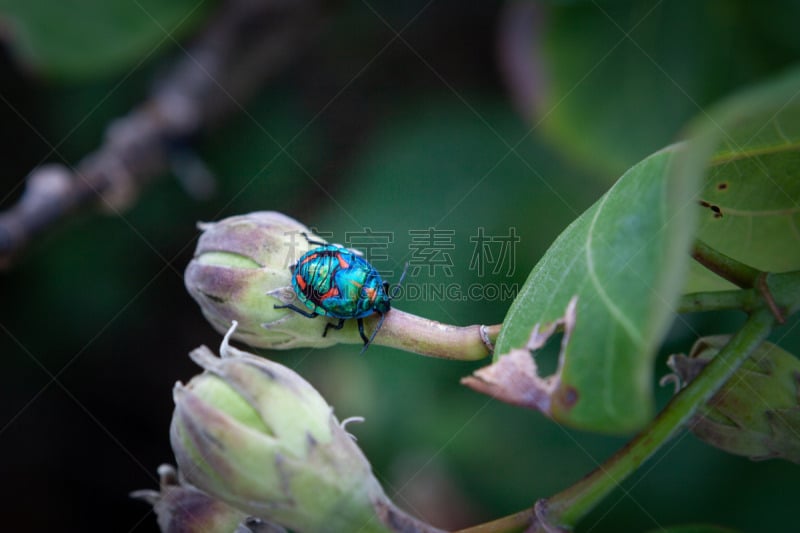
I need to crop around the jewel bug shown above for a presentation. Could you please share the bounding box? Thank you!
[274,233,407,352]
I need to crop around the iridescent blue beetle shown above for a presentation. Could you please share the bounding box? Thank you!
[275,233,406,352]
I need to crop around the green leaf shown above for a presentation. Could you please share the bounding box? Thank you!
[0,0,213,80]
[486,145,698,433]
[465,67,800,434]
[682,66,800,292]
[524,0,795,176]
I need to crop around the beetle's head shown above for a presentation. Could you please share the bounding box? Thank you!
[374,285,391,314]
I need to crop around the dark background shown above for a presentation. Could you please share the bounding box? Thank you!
[1,1,798,531]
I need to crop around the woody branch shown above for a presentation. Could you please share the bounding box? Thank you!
[0,0,320,268]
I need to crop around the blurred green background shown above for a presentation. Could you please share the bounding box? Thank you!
[0,1,798,531]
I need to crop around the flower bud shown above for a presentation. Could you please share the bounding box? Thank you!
[184,211,338,349]
[170,324,427,532]
[666,336,800,463]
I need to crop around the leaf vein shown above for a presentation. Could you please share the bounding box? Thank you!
[585,194,644,346]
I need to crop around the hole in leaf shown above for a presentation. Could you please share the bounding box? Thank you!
[532,331,564,376]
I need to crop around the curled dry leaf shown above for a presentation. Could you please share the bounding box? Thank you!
[461,297,578,418]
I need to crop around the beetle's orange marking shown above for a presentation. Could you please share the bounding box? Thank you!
[364,287,377,302]
[300,253,319,265]
[336,253,350,269]
[320,286,339,300]
[295,273,307,290]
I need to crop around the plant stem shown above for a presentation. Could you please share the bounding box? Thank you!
[688,242,787,322]
[677,288,758,313]
[374,497,447,533]
[691,240,761,288]
[454,509,532,533]
[376,309,497,361]
[458,308,776,533]
[541,307,774,529]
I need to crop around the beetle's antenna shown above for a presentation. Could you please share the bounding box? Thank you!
[390,262,410,299]
[361,312,387,355]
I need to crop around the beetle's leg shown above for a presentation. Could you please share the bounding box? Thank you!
[323,318,346,337]
[356,318,369,345]
[360,312,386,355]
[301,232,328,247]
[274,303,318,318]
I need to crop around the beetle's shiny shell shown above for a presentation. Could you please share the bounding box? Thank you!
[291,245,390,318]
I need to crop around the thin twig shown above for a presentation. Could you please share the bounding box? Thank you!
[756,272,785,324]
[0,0,319,268]
[690,241,786,322]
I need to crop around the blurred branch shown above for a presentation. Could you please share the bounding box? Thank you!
[497,0,545,119]
[0,0,320,268]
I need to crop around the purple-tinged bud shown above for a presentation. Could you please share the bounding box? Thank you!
[184,211,338,349]
[169,324,442,532]
[665,336,800,463]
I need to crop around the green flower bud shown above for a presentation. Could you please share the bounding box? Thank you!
[665,336,800,463]
[131,464,285,533]
[170,323,441,532]
[184,211,338,349]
